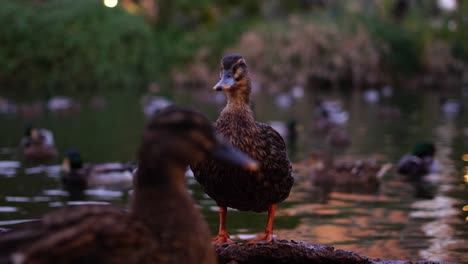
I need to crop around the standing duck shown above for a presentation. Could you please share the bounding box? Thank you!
[0,106,257,264]
[193,54,294,243]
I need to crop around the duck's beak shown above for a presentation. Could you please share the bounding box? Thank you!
[210,145,259,172]
[62,157,71,172]
[31,129,39,139]
[213,70,234,91]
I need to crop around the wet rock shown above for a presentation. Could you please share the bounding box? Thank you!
[215,240,452,264]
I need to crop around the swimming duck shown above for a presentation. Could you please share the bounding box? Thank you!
[397,142,437,181]
[140,95,173,118]
[332,158,388,191]
[268,119,298,146]
[47,96,81,114]
[299,151,391,195]
[61,149,135,191]
[20,125,58,163]
[192,54,294,244]
[0,106,257,264]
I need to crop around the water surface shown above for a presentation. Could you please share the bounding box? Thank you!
[0,88,467,263]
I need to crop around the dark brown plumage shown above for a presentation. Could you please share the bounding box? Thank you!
[0,106,257,264]
[192,54,294,243]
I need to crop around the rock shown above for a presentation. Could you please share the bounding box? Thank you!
[215,240,452,264]
[216,240,370,264]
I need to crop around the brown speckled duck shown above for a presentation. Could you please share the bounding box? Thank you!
[20,125,58,163]
[193,54,294,244]
[0,106,257,264]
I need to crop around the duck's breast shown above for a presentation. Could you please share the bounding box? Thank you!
[193,120,293,212]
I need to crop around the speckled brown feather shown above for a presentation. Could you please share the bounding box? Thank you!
[0,107,218,264]
[193,55,294,212]
[0,206,156,264]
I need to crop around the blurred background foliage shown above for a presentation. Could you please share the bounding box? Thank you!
[0,0,467,95]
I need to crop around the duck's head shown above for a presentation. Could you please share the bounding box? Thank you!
[213,54,251,99]
[62,149,83,172]
[24,124,34,137]
[136,106,258,186]
[412,142,436,158]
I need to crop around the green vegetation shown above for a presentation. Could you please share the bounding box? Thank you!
[165,0,468,90]
[0,0,154,93]
[0,0,466,94]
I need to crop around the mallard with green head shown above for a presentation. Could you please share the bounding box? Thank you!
[397,142,437,180]
[192,54,294,244]
[0,106,257,264]
[61,149,135,191]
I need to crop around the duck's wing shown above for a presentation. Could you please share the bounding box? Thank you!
[0,205,154,264]
[254,122,292,169]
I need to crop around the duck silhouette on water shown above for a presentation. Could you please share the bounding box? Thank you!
[397,142,437,198]
[193,54,294,244]
[0,106,258,264]
[20,125,58,163]
[61,149,136,190]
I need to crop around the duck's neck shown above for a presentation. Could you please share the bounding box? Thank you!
[131,166,189,236]
[221,84,254,122]
[133,160,186,193]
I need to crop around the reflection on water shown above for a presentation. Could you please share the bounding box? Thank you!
[412,114,466,262]
[0,89,467,263]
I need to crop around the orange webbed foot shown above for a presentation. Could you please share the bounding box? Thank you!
[247,232,273,244]
[212,232,234,244]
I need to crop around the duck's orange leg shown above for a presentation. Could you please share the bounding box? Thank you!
[212,207,234,244]
[248,204,276,243]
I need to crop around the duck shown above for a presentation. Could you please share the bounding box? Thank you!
[0,96,16,114]
[299,151,391,194]
[317,99,349,126]
[47,96,81,114]
[304,151,335,203]
[0,106,258,264]
[397,142,437,181]
[332,157,389,192]
[268,118,298,146]
[140,95,173,118]
[192,54,294,244]
[61,149,135,191]
[20,125,58,163]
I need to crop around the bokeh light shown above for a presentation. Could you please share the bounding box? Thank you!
[462,154,468,162]
[103,0,118,8]
[438,0,457,11]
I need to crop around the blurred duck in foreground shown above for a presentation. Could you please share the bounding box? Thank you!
[397,142,437,181]
[20,125,57,163]
[193,54,293,244]
[61,149,135,190]
[0,106,257,264]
